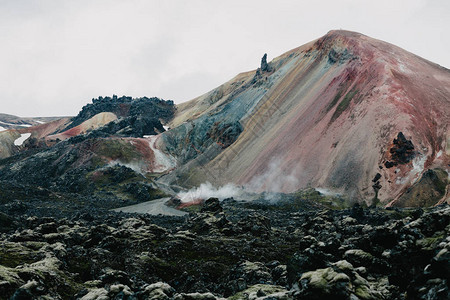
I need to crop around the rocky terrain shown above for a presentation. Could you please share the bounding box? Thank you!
[0,196,449,299]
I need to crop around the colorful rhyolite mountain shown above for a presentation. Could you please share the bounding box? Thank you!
[0,30,448,206]
[158,30,449,206]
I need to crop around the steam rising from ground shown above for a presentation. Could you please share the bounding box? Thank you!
[177,182,245,203]
[246,158,299,193]
[107,160,146,175]
[176,158,302,203]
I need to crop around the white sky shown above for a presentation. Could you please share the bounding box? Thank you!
[1,0,449,117]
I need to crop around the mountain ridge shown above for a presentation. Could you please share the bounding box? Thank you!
[0,30,448,207]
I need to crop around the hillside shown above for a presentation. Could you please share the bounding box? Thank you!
[158,30,450,206]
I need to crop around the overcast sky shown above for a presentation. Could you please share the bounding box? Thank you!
[1,0,449,117]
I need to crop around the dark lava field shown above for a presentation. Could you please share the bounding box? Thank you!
[0,195,449,299]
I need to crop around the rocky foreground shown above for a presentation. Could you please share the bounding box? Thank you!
[0,198,449,299]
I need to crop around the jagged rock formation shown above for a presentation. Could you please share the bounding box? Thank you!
[51,96,175,140]
[260,53,271,72]
[0,96,175,159]
[63,95,174,130]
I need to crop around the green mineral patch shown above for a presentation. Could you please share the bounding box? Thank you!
[331,89,359,121]
[395,168,449,207]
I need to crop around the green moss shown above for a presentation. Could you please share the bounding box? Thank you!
[93,139,140,165]
[146,187,169,199]
[180,204,202,213]
[291,189,351,210]
[56,272,84,299]
[66,257,92,282]
[396,168,449,207]
[416,236,443,250]
[228,284,287,300]
[0,242,42,268]
[432,168,448,193]
[355,284,372,299]
[300,267,349,291]
[22,241,47,251]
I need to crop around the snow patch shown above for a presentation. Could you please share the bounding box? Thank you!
[0,121,32,128]
[411,154,427,181]
[0,126,5,132]
[0,121,31,127]
[0,121,16,126]
[163,125,170,131]
[436,150,443,158]
[14,133,31,146]
[146,135,177,173]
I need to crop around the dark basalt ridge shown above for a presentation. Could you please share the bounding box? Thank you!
[62,95,175,133]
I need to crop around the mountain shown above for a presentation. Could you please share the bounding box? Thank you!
[0,114,70,159]
[158,30,450,206]
[0,113,61,131]
[0,30,448,208]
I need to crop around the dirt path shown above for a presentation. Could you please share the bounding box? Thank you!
[112,197,187,216]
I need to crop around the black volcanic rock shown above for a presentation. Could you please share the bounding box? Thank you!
[390,132,415,164]
[201,197,223,214]
[260,53,271,72]
[0,193,449,299]
[60,95,175,135]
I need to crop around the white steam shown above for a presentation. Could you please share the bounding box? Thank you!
[175,158,305,203]
[245,158,299,193]
[177,182,244,203]
[107,160,145,175]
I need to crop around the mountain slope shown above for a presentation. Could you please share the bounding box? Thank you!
[158,30,450,206]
